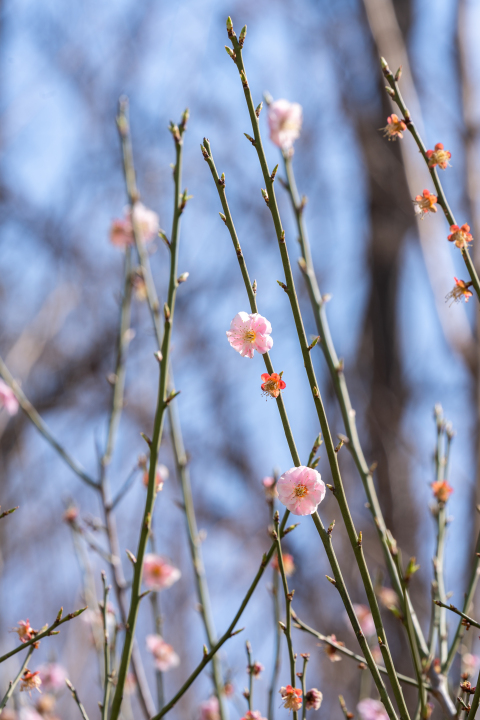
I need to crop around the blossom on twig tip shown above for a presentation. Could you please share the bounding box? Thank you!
[446,277,473,305]
[426,143,451,170]
[226,312,273,359]
[380,114,406,141]
[0,380,19,416]
[268,99,302,151]
[143,554,181,591]
[260,373,286,399]
[447,224,473,249]
[279,685,302,712]
[277,466,326,516]
[146,634,180,671]
[413,189,438,218]
[431,480,453,503]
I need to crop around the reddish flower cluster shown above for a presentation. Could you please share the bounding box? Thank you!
[260,372,286,399]
[381,114,406,141]
[447,224,473,249]
[413,189,437,218]
[431,480,453,503]
[426,143,451,170]
[446,277,473,305]
[280,685,302,712]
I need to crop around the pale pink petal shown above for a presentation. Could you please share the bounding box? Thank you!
[268,99,303,150]
[226,312,273,359]
[357,698,388,720]
[276,466,325,516]
[0,381,19,416]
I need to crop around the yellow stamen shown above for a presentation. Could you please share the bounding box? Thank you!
[244,329,256,343]
[294,484,308,497]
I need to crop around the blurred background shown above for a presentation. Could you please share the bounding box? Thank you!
[1,0,479,717]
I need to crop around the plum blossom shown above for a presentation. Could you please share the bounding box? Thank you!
[426,143,451,170]
[446,277,473,305]
[276,466,325,516]
[272,552,295,576]
[352,604,375,637]
[260,373,286,399]
[146,634,180,671]
[20,671,42,695]
[0,380,19,416]
[262,476,278,501]
[268,99,302,150]
[413,189,437,218]
[324,635,344,662]
[357,698,388,720]
[377,587,399,609]
[463,653,480,677]
[143,554,181,591]
[199,696,220,720]
[431,480,453,503]
[110,203,159,249]
[305,689,323,710]
[241,712,267,720]
[381,114,406,141]
[448,224,473,249]
[247,661,264,678]
[280,685,302,712]
[37,663,67,693]
[226,312,273,359]
[142,463,169,492]
[11,619,35,643]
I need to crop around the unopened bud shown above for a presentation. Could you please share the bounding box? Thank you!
[385,86,395,98]
[395,66,402,82]
[219,212,227,224]
[240,69,248,87]
[177,272,189,284]
[255,101,263,118]
[226,16,235,38]
[225,45,236,62]
[239,25,247,47]
[270,164,279,181]
[261,188,269,205]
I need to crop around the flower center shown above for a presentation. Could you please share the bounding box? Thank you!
[294,484,308,497]
[244,329,256,343]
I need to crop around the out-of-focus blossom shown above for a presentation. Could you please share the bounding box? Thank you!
[11,620,35,643]
[199,696,220,720]
[2,710,18,720]
[272,553,295,576]
[143,554,181,591]
[132,270,147,301]
[446,277,473,306]
[0,380,19,416]
[224,682,234,697]
[124,672,137,695]
[37,664,67,693]
[143,464,169,492]
[63,505,79,524]
[247,661,264,678]
[20,671,42,695]
[448,224,473,249]
[260,373,286,399]
[305,688,323,710]
[324,635,344,662]
[262,477,278,501]
[110,203,159,249]
[463,653,480,677]
[18,709,42,720]
[35,694,56,714]
[413,189,438,218]
[377,587,399,609]
[357,698,388,720]
[280,685,302,712]
[431,480,453,503]
[146,634,180,671]
[241,712,267,720]
[277,466,325,516]
[268,99,302,150]
[381,114,406,141]
[352,604,375,637]
[372,646,383,664]
[226,312,273,359]
[82,602,116,638]
[426,143,451,170]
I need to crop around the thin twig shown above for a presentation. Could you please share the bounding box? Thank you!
[0,645,35,711]
[268,568,282,720]
[435,602,480,630]
[65,678,91,720]
[101,572,112,720]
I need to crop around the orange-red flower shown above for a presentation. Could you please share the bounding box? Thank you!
[447,224,473,249]
[446,277,473,305]
[261,373,286,399]
[11,619,36,643]
[280,685,302,712]
[431,480,453,503]
[381,114,406,141]
[272,553,295,576]
[20,670,42,695]
[413,189,438,218]
[426,143,451,170]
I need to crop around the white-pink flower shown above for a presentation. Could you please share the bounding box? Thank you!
[0,380,19,416]
[348,604,375,637]
[357,698,389,720]
[37,663,67,693]
[463,653,480,677]
[199,696,220,720]
[110,203,159,249]
[276,466,325,516]
[146,634,180,671]
[268,99,303,150]
[143,554,181,591]
[226,312,273,359]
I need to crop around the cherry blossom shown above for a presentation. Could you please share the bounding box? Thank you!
[276,466,325,516]
[268,99,302,150]
[143,554,181,591]
[226,312,273,359]
[146,634,180,671]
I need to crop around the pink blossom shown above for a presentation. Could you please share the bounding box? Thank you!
[199,696,220,720]
[346,604,375,637]
[11,619,35,643]
[18,709,42,720]
[37,663,67,693]
[110,203,159,249]
[357,698,388,720]
[280,685,302,712]
[143,554,181,591]
[305,688,323,710]
[241,712,267,720]
[268,99,303,150]
[276,466,325,516]
[0,380,19,416]
[226,312,273,359]
[262,476,278,500]
[463,653,480,677]
[146,634,180,671]
[247,661,264,678]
